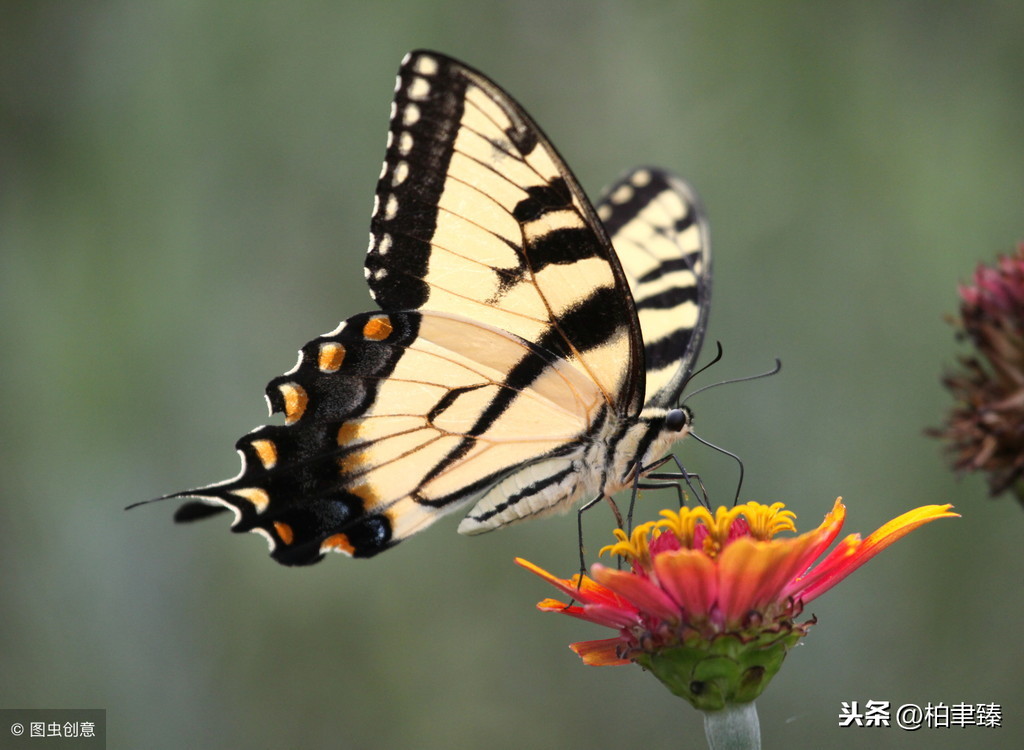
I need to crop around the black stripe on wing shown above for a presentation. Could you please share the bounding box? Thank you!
[364,55,464,310]
[597,167,711,409]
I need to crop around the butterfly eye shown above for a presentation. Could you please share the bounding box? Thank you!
[665,407,691,433]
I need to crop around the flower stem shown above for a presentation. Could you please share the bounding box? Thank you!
[703,702,761,750]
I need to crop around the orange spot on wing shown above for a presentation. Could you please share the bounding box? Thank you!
[278,382,308,424]
[230,487,270,513]
[273,521,294,545]
[337,422,361,446]
[348,483,379,509]
[363,315,393,341]
[338,449,369,475]
[318,342,346,372]
[250,439,278,469]
[321,533,355,556]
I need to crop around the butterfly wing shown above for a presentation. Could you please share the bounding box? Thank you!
[596,168,711,409]
[166,311,607,564]
[366,51,644,414]
[457,170,712,535]
[158,51,648,563]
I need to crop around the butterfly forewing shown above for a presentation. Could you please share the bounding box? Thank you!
[366,51,643,414]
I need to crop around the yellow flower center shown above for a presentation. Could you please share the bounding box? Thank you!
[742,501,797,539]
[600,502,798,564]
[600,525,655,567]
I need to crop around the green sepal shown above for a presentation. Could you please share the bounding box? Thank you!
[633,628,806,711]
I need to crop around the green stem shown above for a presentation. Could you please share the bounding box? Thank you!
[703,702,761,750]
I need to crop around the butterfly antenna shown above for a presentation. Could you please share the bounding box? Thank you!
[679,341,724,392]
[689,431,746,504]
[681,357,782,406]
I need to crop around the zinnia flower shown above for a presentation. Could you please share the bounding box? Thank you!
[932,244,1024,504]
[517,499,956,714]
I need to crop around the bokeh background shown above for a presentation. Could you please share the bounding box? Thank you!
[3,2,1022,748]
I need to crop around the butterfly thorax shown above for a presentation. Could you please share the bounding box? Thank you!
[600,406,693,496]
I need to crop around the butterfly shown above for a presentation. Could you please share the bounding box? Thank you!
[138,50,712,565]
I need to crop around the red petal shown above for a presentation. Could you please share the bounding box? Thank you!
[537,598,639,629]
[784,504,958,604]
[515,557,608,607]
[569,637,631,666]
[579,604,642,629]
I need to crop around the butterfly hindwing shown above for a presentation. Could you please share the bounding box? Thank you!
[598,167,711,410]
[168,310,608,563]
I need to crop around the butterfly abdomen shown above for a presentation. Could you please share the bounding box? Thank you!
[456,407,689,535]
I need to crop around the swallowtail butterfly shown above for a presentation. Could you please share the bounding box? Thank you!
[139,51,711,564]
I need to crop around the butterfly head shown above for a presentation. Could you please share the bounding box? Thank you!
[664,405,693,434]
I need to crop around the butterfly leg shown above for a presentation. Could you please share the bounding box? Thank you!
[624,462,651,534]
[644,477,709,508]
[646,452,709,504]
[634,480,685,509]
[625,453,707,532]
[574,493,623,583]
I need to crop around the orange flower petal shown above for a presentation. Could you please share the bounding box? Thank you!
[713,499,848,622]
[652,548,716,617]
[517,557,640,622]
[784,504,958,604]
[786,497,847,575]
[590,564,681,622]
[716,536,810,624]
[732,519,840,611]
[716,498,851,619]
[569,637,631,666]
[515,558,602,606]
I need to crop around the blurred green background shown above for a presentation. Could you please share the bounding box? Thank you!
[3,2,1022,748]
